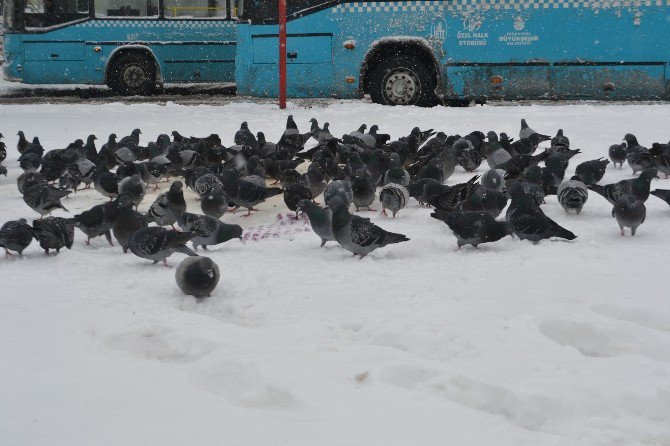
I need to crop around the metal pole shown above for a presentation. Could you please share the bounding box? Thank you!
[278,0,287,109]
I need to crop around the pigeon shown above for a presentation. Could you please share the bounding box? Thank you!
[612,196,646,236]
[352,169,376,211]
[649,143,670,178]
[118,129,141,147]
[297,199,336,247]
[649,189,670,207]
[430,209,512,249]
[22,183,70,218]
[32,217,75,254]
[174,212,243,250]
[93,167,119,200]
[557,176,589,214]
[17,172,46,195]
[551,129,570,150]
[424,176,480,211]
[113,195,148,253]
[624,134,653,174]
[234,122,257,148]
[0,139,6,165]
[138,161,166,191]
[118,174,146,207]
[459,186,508,218]
[330,197,409,258]
[278,115,310,151]
[588,168,658,205]
[459,146,483,172]
[486,148,511,170]
[505,182,576,243]
[383,153,410,186]
[419,158,445,183]
[379,183,409,218]
[19,152,41,172]
[0,219,34,256]
[200,191,229,219]
[280,168,304,190]
[480,169,506,191]
[407,178,440,205]
[608,143,627,169]
[146,181,187,227]
[544,151,578,186]
[323,179,354,208]
[575,158,609,186]
[73,200,120,246]
[304,163,327,200]
[284,183,313,217]
[193,173,224,199]
[219,171,282,216]
[0,166,6,177]
[522,165,556,198]
[128,227,197,265]
[349,124,367,141]
[84,135,99,164]
[175,256,220,298]
[114,146,137,165]
[519,119,550,141]
[69,158,97,189]
[17,131,30,154]
[256,132,277,156]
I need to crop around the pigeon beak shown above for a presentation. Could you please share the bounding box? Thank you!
[239,237,246,244]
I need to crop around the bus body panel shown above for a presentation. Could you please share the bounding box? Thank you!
[236,0,670,101]
[3,19,237,85]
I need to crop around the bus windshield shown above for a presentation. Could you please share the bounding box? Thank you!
[240,0,330,24]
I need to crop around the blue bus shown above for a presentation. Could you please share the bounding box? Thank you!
[2,0,240,94]
[235,0,670,105]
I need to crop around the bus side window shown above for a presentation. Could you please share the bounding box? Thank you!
[94,0,158,17]
[231,0,243,18]
[24,0,89,28]
[162,0,227,18]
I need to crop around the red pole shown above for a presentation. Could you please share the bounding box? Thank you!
[278,0,287,109]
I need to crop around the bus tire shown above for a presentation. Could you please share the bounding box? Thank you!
[368,55,438,107]
[108,52,156,96]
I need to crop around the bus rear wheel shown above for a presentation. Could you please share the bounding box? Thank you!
[108,53,156,96]
[369,55,438,107]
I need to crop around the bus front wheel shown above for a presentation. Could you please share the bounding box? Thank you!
[369,55,438,107]
[108,53,156,96]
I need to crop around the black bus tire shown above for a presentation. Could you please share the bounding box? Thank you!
[368,55,438,107]
[108,52,156,96]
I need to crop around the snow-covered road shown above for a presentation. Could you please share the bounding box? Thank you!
[1,101,669,446]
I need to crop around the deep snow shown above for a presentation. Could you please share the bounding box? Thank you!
[1,101,670,446]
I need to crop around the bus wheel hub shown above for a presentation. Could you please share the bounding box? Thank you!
[123,66,146,88]
[385,69,419,104]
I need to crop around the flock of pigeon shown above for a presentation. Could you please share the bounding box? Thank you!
[0,116,669,295]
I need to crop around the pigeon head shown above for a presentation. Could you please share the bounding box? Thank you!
[358,124,367,132]
[500,133,510,141]
[487,131,498,141]
[639,168,659,182]
[117,194,135,209]
[17,131,24,137]
[623,133,638,146]
[171,181,184,191]
[309,118,317,124]
[296,199,313,213]
[241,122,248,129]
[323,123,330,131]
[257,132,266,143]
[87,135,97,142]
[132,129,141,136]
[33,137,40,144]
[369,125,379,133]
[108,134,117,142]
[521,119,529,129]
[327,196,348,211]
[218,223,243,242]
[523,165,542,183]
[505,180,528,201]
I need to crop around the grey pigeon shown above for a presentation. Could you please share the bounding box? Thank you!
[588,168,658,205]
[113,195,148,253]
[551,129,570,149]
[487,148,511,170]
[324,179,353,208]
[557,176,589,214]
[219,171,282,216]
[352,169,376,211]
[424,176,480,211]
[649,189,670,207]
[138,161,166,191]
[330,196,409,258]
[74,200,120,246]
[419,158,445,183]
[128,227,197,265]
[118,174,146,207]
[23,183,70,218]
[304,163,327,200]
[118,129,141,147]
[349,124,367,141]
[297,199,335,247]
[0,219,34,256]
[32,217,75,254]
[459,186,508,218]
[234,122,257,148]
[200,191,229,219]
[93,167,119,200]
[383,153,410,186]
[69,158,97,189]
[175,212,243,250]
[176,256,220,298]
[430,209,512,249]
[17,172,46,195]
[146,181,187,228]
[575,158,609,185]
[193,173,224,198]
[379,183,409,218]
[519,119,549,141]
[481,169,506,191]
[609,143,627,169]
[612,197,646,236]
[505,182,576,243]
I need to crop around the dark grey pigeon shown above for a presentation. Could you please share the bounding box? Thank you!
[430,209,512,249]
[383,153,410,186]
[176,256,220,298]
[575,158,609,185]
[649,189,670,207]
[146,181,187,227]
[330,197,409,258]
[424,176,480,211]
[113,195,148,253]
[588,168,658,205]
[17,131,30,154]
[74,200,120,246]
[119,129,141,147]
[304,163,327,200]
[118,174,146,207]
[138,161,166,191]
[612,196,646,236]
[193,173,224,199]
[481,169,506,191]
[608,143,627,169]
[379,183,409,218]
[551,129,570,149]
[200,191,229,219]
[32,217,75,254]
[459,185,508,218]
[284,183,313,217]
[0,166,7,177]
[419,158,445,183]
[324,179,354,208]
[407,178,440,206]
[234,122,258,148]
[128,227,197,265]
[219,170,283,216]
[23,183,70,218]
[557,176,589,215]
[17,172,46,195]
[19,152,41,172]
[175,211,243,250]
[505,182,576,243]
[93,167,119,200]
[257,132,277,156]
[297,199,335,247]
[0,218,34,256]
[352,169,376,211]
[69,158,97,189]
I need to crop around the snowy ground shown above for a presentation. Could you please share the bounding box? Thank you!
[1,100,670,446]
